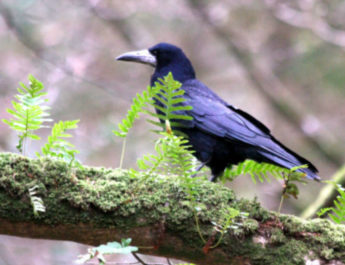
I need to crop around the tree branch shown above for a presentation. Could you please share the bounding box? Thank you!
[0,152,344,264]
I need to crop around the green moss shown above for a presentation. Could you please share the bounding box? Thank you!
[242,218,259,233]
[269,228,286,244]
[0,152,345,264]
[279,214,345,260]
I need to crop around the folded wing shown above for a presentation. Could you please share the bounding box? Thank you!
[179,80,319,180]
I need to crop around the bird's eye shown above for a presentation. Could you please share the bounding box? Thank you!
[151,50,158,56]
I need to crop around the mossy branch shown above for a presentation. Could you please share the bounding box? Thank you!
[0,152,344,265]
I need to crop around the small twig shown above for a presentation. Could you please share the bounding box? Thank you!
[194,209,207,244]
[278,173,290,213]
[278,192,285,214]
[210,232,224,249]
[119,137,127,169]
[111,261,138,265]
[132,253,149,265]
[131,253,167,265]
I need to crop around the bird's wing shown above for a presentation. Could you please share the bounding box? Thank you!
[179,80,318,177]
[180,80,302,162]
[183,93,271,144]
[168,79,319,179]
[177,80,267,141]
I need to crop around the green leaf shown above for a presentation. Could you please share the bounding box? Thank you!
[28,185,45,217]
[114,72,193,138]
[38,120,81,167]
[2,75,51,154]
[27,134,40,140]
[221,159,306,184]
[318,183,345,224]
[76,239,138,264]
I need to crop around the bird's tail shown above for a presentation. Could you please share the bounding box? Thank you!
[256,148,320,181]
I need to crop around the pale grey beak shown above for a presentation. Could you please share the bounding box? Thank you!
[116,49,156,67]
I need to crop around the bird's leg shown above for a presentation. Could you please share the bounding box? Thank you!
[209,167,226,182]
[208,175,217,182]
[195,162,206,172]
[191,161,207,178]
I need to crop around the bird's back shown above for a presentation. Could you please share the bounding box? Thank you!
[178,79,319,180]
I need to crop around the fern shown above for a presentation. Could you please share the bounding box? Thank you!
[114,72,195,171]
[222,160,306,184]
[28,185,46,217]
[114,72,192,138]
[146,72,193,131]
[37,120,81,166]
[210,207,248,245]
[76,238,138,264]
[2,75,51,154]
[137,131,196,178]
[113,85,159,138]
[136,136,165,176]
[158,132,195,177]
[318,183,345,224]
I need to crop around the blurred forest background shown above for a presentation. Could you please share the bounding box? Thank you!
[0,0,345,264]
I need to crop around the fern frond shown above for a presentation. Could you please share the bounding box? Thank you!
[222,160,306,184]
[318,183,345,224]
[159,132,196,177]
[37,120,81,166]
[113,87,159,137]
[76,238,138,264]
[152,72,193,125]
[137,138,165,172]
[137,132,197,178]
[114,72,194,171]
[2,75,51,154]
[114,72,193,138]
[28,185,46,217]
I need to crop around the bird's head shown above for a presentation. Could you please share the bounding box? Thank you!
[116,42,196,84]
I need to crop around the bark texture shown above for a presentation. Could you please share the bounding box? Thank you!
[0,152,344,265]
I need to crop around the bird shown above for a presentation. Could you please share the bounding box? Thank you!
[116,42,320,182]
